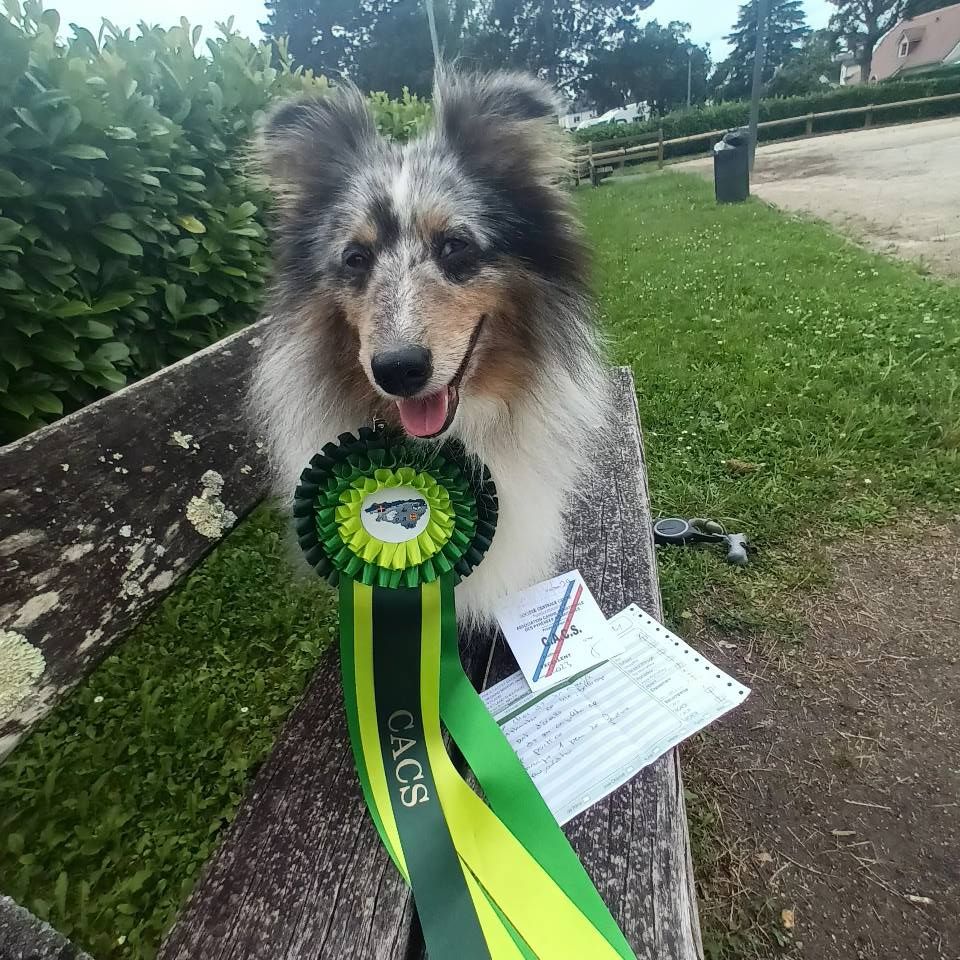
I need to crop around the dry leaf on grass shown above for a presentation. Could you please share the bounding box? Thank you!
[723,458,763,474]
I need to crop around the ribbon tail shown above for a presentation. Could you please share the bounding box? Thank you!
[339,571,638,960]
[369,582,494,959]
[422,580,631,960]
[436,575,638,960]
[339,580,407,878]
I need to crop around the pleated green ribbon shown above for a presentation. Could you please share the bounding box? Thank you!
[294,429,637,960]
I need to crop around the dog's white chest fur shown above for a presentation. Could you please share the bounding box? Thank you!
[450,368,608,624]
[456,446,568,624]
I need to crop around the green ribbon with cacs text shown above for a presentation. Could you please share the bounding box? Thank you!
[293,428,637,959]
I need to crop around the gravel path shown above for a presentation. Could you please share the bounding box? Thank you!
[682,117,960,278]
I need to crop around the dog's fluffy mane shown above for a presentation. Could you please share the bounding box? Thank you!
[250,69,610,623]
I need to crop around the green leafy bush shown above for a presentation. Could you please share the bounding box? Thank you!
[573,72,960,154]
[0,3,430,441]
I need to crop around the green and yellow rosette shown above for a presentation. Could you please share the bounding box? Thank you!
[294,427,637,960]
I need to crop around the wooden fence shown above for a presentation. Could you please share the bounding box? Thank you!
[574,90,960,184]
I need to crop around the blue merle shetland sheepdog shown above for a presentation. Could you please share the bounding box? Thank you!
[250,70,609,623]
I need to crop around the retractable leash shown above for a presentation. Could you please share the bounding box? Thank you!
[653,517,750,566]
[294,426,637,960]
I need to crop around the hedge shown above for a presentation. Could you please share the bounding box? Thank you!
[572,72,960,156]
[0,2,430,442]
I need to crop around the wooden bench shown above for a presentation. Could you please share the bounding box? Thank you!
[0,325,703,960]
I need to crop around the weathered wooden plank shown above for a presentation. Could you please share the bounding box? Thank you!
[0,321,272,758]
[159,366,703,960]
[156,641,417,960]
[0,895,92,960]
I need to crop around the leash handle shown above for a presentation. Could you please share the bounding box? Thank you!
[653,517,724,546]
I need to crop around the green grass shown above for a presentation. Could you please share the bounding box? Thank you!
[579,173,960,626]
[2,172,960,960]
[0,507,336,959]
[580,172,960,957]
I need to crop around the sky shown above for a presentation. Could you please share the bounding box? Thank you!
[49,0,835,60]
[661,0,834,56]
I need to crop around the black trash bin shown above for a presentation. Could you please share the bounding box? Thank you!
[713,128,750,204]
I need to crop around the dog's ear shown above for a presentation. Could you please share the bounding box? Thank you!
[434,69,557,131]
[433,70,564,179]
[256,85,379,200]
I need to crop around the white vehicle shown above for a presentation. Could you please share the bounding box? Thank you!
[558,108,597,130]
[576,102,648,130]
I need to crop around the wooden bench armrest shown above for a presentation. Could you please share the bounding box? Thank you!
[0,322,271,757]
[0,895,93,960]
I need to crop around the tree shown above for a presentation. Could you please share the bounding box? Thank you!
[263,0,659,98]
[261,0,362,79]
[582,21,711,114]
[463,0,655,92]
[354,0,470,96]
[902,0,954,18]
[261,0,469,96]
[766,28,840,96]
[828,0,906,82]
[713,0,810,100]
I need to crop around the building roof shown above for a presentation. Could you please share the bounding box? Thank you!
[870,2,960,80]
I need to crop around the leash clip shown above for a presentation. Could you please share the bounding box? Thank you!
[653,517,750,566]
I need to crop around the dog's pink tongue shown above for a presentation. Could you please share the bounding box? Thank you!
[396,389,449,438]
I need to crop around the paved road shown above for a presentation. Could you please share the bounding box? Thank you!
[682,116,960,278]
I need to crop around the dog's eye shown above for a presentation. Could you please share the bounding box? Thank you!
[435,235,480,283]
[439,237,471,260]
[342,245,372,274]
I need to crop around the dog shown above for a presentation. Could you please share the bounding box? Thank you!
[250,70,610,624]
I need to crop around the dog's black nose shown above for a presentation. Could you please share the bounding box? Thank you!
[371,346,433,397]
